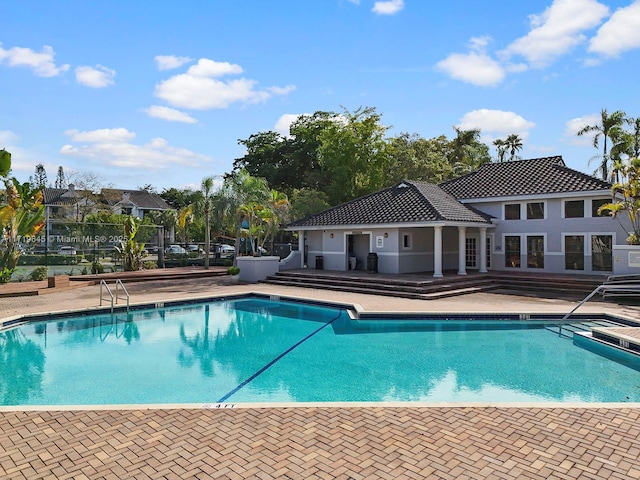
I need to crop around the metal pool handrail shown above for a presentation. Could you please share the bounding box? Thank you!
[99,279,130,313]
[115,279,130,312]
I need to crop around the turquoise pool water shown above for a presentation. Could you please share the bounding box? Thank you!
[2,298,640,406]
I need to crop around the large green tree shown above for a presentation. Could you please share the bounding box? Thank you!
[318,106,391,205]
[385,133,454,185]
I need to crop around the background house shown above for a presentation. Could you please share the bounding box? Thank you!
[288,156,628,277]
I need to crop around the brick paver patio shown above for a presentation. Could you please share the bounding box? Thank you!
[1,406,640,479]
[2,272,640,479]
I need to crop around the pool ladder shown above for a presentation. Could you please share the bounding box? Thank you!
[100,279,130,313]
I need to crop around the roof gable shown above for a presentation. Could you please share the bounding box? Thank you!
[439,156,611,199]
[288,180,491,228]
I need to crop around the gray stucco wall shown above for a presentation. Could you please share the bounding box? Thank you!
[467,195,630,275]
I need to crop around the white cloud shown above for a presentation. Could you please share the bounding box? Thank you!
[144,105,198,124]
[64,128,136,143]
[154,55,192,70]
[564,113,600,146]
[60,129,211,169]
[275,113,307,135]
[75,65,116,88]
[372,0,404,15]
[457,109,536,140]
[187,59,243,77]
[589,1,640,57]
[154,57,295,110]
[436,52,505,87]
[0,43,69,77]
[500,0,609,68]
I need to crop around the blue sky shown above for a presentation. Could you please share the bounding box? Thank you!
[2,0,640,191]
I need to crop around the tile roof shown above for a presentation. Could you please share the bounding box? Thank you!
[288,180,491,228]
[101,189,171,210]
[42,187,92,205]
[43,187,171,210]
[439,156,611,199]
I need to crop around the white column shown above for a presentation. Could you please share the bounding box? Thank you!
[458,226,467,275]
[479,227,488,273]
[298,231,305,268]
[433,225,443,278]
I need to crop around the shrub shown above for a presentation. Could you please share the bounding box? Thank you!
[29,266,48,281]
[0,268,13,284]
[227,266,240,276]
[92,261,104,274]
[143,260,157,270]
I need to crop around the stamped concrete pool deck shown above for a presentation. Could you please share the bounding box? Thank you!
[2,274,640,479]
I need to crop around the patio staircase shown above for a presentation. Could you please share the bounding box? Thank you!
[261,270,606,300]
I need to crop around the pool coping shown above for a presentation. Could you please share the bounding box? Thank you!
[4,289,640,327]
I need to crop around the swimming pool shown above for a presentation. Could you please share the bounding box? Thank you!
[2,296,640,406]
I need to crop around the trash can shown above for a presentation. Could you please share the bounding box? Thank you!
[315,255,324,270]
[349,256,357,270]
[367,252,378,273]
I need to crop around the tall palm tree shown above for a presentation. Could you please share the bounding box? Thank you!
[493,138,507,162]
[263,189,289,249]
[505,134,523,161]
[199,176,216,269]
[577,108,626,180]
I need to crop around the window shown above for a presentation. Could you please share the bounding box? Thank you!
[505,236,521,268]
[526,236,544,268]
[591,198,609,217]
[565,235,584,270]
[526,202,544,219]
[486,236,492,269]
[465,238,477,268]
[565,200,584,218]
[402,233,412,249]
[592,235,612,272]
[505,204,520,220]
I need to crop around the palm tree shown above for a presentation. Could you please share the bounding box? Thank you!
[199,176,216,269]
[263,189,289,249]
[505,134,523,161]
[577,108,626,180]
[177,205,193,245]
[493,138,507,162]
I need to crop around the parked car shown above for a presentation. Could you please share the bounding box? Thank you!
[187,244,204,254]
[57,246,77,255]
[212,243,235,258]
[165,245,187,254]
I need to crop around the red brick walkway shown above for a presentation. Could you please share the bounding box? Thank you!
[1,406,640,479]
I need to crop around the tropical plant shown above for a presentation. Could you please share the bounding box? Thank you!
[577,108,626,181]
[262,189,289,248]
[238,201,266,255]
[177,205,194,245]
[597,158,640,245]
[493,138,507,162]
[0,177,46,282]
[197,176,217,269]
[505,134,523,161]
[114,215,146,271]
[449,127,491,173]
